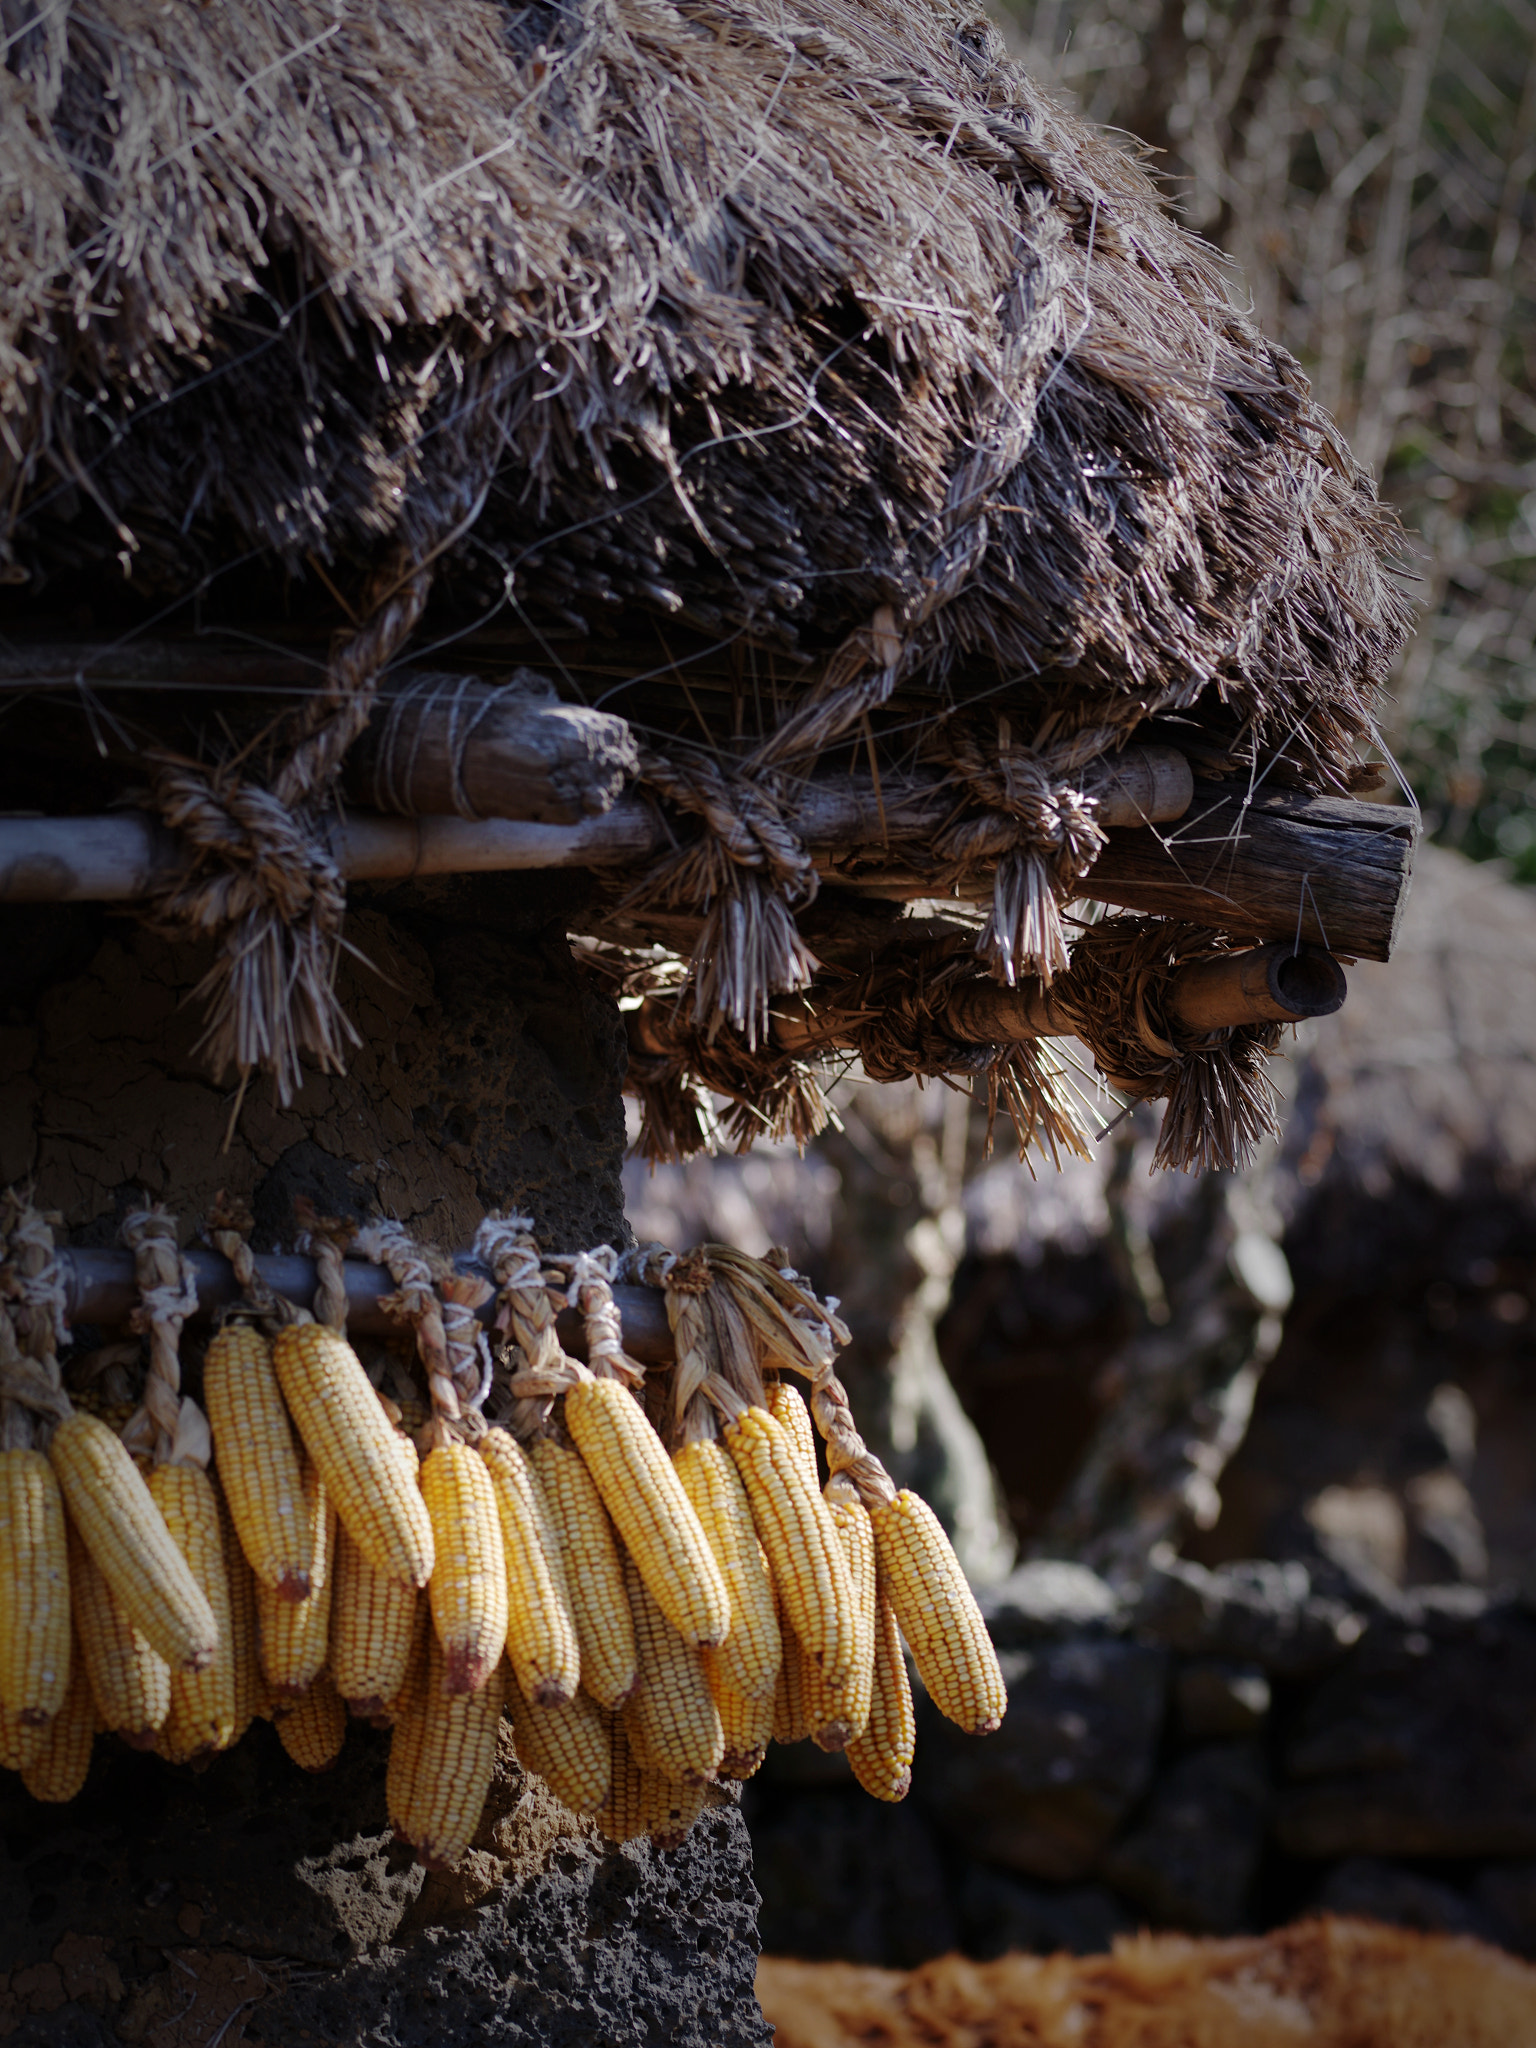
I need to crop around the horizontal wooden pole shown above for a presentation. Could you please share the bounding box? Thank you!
[702,939,1346,1060]
[59,1247,674,1359]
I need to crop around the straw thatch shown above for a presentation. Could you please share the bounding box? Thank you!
[0,0,1415,1164]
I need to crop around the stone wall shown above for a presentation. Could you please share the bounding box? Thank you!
[0,879,770,2047]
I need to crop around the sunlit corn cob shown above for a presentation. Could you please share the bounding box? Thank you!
[766,1380,820,1486]
[20,1646,93,1803]
[478,1429,575,1705]
[673,1440,780,1701]
[870,1490,1006,1735]
[257,1459,334,1697]
[0,1447,70,1724]
[723,1405,854,1689]
[505,1676,610,1815]
[331,1522,418,1719]
[846,1587,916,1803]
[272,1324,434,1589]
[204,1322,311,1600]
[49,1412,217,1674]
[620,1554,722,1784]
[68,1524,169,1748]
[564,1379,729,1647]
[802,1487,877,1752]
[220,1493,264,1743]
[277,1670,347,1773]
[771,1596,811,1746]
[0,1702,45,1772]
[596,1710,648,1844]
[147,1463,236,1760]
[711,1675,772,1781]
[527,1438,635,1709]
[420,1440,507,1695]
[387,1632,503,1869]
[648,1772,708,1851]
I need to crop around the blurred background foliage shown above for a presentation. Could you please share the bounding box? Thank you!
[996,0,1536,877]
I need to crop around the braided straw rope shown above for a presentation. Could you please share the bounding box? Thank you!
[121,1205,208,1468]
[0,1195,72,1447]
[355,1221,492,1444]
[474,1214,579,1439]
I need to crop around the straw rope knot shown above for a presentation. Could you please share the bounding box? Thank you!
[562,1247,644,1389]
[0,1194,72,1445]
[356,1220,491,1439]
[144,555,432,1107]
[122,1202,208,1467]
[474,1213,582,1435]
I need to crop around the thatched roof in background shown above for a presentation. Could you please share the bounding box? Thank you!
[3,0,1408,769]
[0,0,1418,1171]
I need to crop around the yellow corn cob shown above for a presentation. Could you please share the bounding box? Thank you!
[722,1405,855,1690]
[331,1522,418,1719]
[771,1595,811,1745]
[387,1632,503,1869]
[477,1429,575,1705]
[648,1772,708,1851]
[595,1710,648,1843]
[0,1448,70,1725]
[20,1647,93,1803]
[620,1554,722,1784]
[846,1587,916,1802]
[563,1379,730,1647]
[204,1322,312,1600]
[68,1524,169,1748]
[869,1490,1006,1735]
[766,1380,820,1486]
[148,1464,237,1760]
[673,1440,780,1700]
[0,1703,45,1771]
[257,1460,334,1696]
[384,1621,430,1820]
[49,1412,217,1674]
[272,1324,434,1589]
[420,1440,507,1695]
[219,1490,264,1743]
[802,1487,877,1752]
[711,1676,772,1781]
[276,1671,347,1773]
[505,1678,610,1815]
[378,1597,431,1729]
[527,1438,635,1709]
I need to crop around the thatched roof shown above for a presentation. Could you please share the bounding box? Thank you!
[0,0,1417,1167]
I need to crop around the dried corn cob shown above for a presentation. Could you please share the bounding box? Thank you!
[0,1447,70,1724]
[563,1378,729,1647]
[766,1380,820,1487]
[527,1438,635,1709]
[272,1323,434,1589]
[648,1772,707,1850]
[0,1703,45,1772]
[711,1675,772,1781]
[257,1459,334,1697]
[478,1429,576,1705]
[148,1463,236,1759]
[219,1493,264,1743]
[595,1710,648,1844]
[204,1322,312,1600]
[387,1632,503,1869]
[870,1490,1006,1735]
[505,1678,610,1815]
[673,1440,780,1701]
[20,1647,93,1803]
[620,1554,722,1784]
[722,1404,854,1690]
[277,1671,347,1772]
[49,1412,217,1673]
[68,1524,169,1748]
[331,1522,418,1719]
[846,1588,916,1803]
[420,1440,507,1695]
[802,1485,877,1752]
[771,1598,812,1746]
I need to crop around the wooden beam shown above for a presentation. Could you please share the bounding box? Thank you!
[58,1246,674,1357]
[1086,780,1417,962]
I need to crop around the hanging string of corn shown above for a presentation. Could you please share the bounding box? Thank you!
[0,1197,1006,1864]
